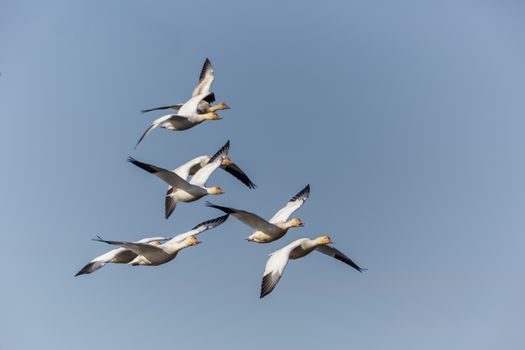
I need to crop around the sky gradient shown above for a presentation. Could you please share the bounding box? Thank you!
[1,1,525,349]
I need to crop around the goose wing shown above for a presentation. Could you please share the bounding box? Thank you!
[192,58,214,97]
[269,184,310,224]
[222,163,256,189]
[75,249,121,276]
[92,237,163,256]
[166,214,229,244]
[141,104,182,113]
[165,188,177,219]
[315,245,367,272]
[206,202,278,232]
[178,92,215,117]
[260,239,308,298]
[173,156,209,180]
[135,114,175,149]
[128,157,194,192]
[190,141,230,187]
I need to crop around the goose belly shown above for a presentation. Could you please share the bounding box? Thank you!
[161,118,199,131]
[131,251,175,266]
[172,188,205,202]
[246,229,285,243]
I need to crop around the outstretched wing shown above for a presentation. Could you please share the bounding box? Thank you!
[269,185,310,224]
[173,156,208,180]
[222,163,256,189]
[179,91,215,117]
[128,157,194,192]
[75,249,119,276]
[192,58,214,97]
[134,114,175,149]
[166,214,229,244]
[165,188,178,220]
[141,104,182,113]
[92,237,162,256]
[315,245,367,272]
[206,202,278,233]
[260,239,307,298]
[190,141,230,187]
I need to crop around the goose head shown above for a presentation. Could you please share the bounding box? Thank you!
[183,236,202,247]
[207,186,225,195]
[204,112,222,120]
[315,235,334,245]
[286,218,304,228]
[211,102,231,111]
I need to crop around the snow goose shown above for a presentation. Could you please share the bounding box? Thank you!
[260,235,366,298]
[75,236,168,276]
[141,58,230,115]
[128,142,232,219]
[135,91,222,148]
[206,184,310,243]
[92,215,228,267]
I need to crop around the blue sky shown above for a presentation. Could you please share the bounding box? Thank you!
[1,1,524,349]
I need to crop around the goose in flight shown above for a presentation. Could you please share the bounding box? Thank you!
[260,235,367,298]
[141,58,230,115]
[135,91,222,148]
[90,215,229,267]
[75,236,169,276]
[206,184,310,243]
[128,142,232,219]
[173,140,256,189]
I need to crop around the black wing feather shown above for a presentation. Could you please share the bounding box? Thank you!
[223,163,256,189]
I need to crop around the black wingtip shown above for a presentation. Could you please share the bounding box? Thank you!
[74,261,97,277]
[191,214,229,230]
[205,202,236,214]
[208,140,230,163]
[290,184,310,202]
[199,58,213,81]
[127,157,158,174]
[260,272,278,299]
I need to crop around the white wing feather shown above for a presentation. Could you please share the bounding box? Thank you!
[269,185,310,224]
[192,58,214,97]
[260,238,309,298]
[178,92,214,117]
[165,215,228,244]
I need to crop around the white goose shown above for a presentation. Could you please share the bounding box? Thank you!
[128,142,231,219]
[90,215,228,267]
[141,58,230,115]
[75,236,168,276]
[135,91,222,148]
[260,235,367,298]
[206,185,310,243]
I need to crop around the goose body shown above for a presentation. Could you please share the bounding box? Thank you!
[206,184,310,243]
[141,58,230,115]
[128,142,235,219]
[260,235,367,298]
[135,91,221,148]
[92,215,228,267]
[75,236,168,276]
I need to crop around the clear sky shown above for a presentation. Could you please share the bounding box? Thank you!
[1,1,524,349]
